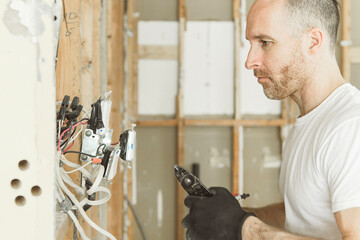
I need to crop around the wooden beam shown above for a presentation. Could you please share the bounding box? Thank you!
[107,0,125,238]
[177,0,186,238]
[138,45,178,60]
[126,0,135,238]
[92,0,102,101]
[232,0,241,194]
[55,0,82,238]
[340,0,351,82]
[184,119,287,127]
[136,119,178,127]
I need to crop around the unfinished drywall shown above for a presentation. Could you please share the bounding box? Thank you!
[184,127,232,189]
[138,21,282,116]
[242,127,283,208]
[134,127,177,240]
[0,0,56,239]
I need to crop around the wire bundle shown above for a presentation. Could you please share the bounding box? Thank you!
[56,96,117,240]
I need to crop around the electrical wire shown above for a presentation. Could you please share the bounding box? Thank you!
[63,143,106,157]
[58,121,88,151]
[56,164,117,240]
[65,161,92,174]
[125,195,147,240]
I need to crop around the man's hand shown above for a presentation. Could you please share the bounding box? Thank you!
[182,187,255,240]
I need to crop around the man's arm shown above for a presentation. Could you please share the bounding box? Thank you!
[242,216,319,240]
[244,202,285,229]
[334,207,360,240]
[242,207,360,240]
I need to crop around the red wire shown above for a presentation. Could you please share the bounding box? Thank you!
[58,121,88,151]
[62,141,75,153]
[111,142,119,146]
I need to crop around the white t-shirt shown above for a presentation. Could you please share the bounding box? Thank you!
[279,83,360,239]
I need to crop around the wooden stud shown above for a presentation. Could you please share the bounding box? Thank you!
[107,0,125,238]
[340,0,351,82]
[138,45,178,60]
[136,119,178,127]
[93,0,102,101]
[232,0,241,194]
[126,0,135,238]
[184,119,286,127]
[55,0,82,238]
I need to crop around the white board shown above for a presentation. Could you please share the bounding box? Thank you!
[137,21,281,116]
[138,21,178,46]
[183,21,235,115]
[138,59,178,115]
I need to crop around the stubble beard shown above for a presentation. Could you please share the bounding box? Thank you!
[255,49,308,100]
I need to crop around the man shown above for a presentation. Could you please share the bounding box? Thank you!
[182,0,360,239]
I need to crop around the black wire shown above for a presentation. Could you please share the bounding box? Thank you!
[125,195,147,240]
[61,122,74,152]
[63,144,106,157]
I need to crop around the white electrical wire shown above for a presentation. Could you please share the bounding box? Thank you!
[59,169,85,196]
[66,122,84,147]
[59,154,91,178]
[87,166,105,195]
[79,187,111,206]
[68,210,90,240]
[56,161,117,240]
[65,161,92,174]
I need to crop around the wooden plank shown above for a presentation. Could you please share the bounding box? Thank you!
[132,16,139,122]
[232,126,239,193]
[138,45,178,60]
[136,119,178,127]
[350,46,360,64]
[177,0,186,237]
[55,0,82,239]
[107,0,125,238]
[126,0,135,239]
[137,119,287,127]
[232,0,241,195]
[79,0,96,237]
[93,0,102,101]
[340,0,351,82]
[184,119,286,127]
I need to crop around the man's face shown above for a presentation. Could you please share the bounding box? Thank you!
[245,0,308,100]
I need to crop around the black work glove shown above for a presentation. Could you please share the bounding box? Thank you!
[182,187,255,240]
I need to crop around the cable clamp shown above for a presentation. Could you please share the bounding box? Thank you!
[59,196,73,213]
[340,40,353,47]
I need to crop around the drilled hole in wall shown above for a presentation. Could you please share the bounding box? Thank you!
[11,179,21,189]
[15,196,26,206]
[31,185,42,196]
[18,160,30,170]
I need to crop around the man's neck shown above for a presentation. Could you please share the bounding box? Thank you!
[290,59,346,117]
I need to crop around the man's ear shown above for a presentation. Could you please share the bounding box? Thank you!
[308,28,324,54]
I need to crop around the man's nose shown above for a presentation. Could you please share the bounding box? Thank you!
[245,47,261,70]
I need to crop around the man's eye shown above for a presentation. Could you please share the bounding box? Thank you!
[262,41,271,46]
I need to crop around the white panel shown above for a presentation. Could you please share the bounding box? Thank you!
[239,26,281,115]
[183,22,234,115]
[138,60,178,115]
[0,0,56,239]
[138,21,178,45]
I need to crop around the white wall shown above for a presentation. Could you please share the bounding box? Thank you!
[138,21,281,116]
[0,0,56,239]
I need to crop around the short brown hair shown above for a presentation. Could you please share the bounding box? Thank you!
[285,0,340,51]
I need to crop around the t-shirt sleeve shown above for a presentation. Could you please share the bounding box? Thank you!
[320,118,360,213]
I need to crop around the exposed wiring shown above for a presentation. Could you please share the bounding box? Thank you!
[56,164,117,240]
[125,195,147,240]
[65,161,92,174]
